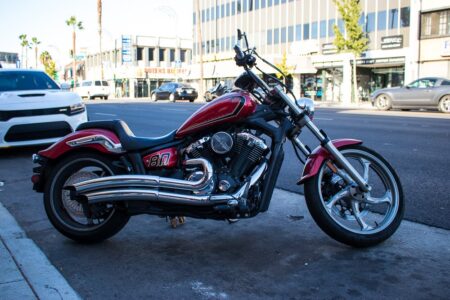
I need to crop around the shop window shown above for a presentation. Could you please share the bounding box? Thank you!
[389,9,399,29]
[137,47,143,61]
[148,48,154,61]
[267,29,273,45]
[303,23,310,40]
[288,26,294,42]
[296,24,302,40]
[281,27,287,43]
[312,22,318,39]
[366,13,375,32]
[320,20,327,38]
[401,7,410,27]
[274,28,280,44]
[378,10,387,31]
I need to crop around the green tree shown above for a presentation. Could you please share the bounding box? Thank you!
[31,37,41,69]
[275,51,295,86]
[66,16,84,88]
[333,0,368,103]
[19,34,30,68]
[97,0,104,80]
[40,51,57,79]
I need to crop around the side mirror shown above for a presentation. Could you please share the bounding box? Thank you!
[60,83,71,91]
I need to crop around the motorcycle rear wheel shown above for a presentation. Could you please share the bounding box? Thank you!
[44,152,129,243]
[304,145,404,248]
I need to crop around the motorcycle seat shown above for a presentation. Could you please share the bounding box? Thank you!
[76,120,177,151]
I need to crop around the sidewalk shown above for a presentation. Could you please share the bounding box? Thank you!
[0,202,79,300]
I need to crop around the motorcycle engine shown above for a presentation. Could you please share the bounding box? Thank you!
[185,131,269,193]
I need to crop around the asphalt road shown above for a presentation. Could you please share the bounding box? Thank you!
[0,102,449,299]
[84,102,450,229]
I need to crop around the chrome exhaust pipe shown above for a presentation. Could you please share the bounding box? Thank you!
[68,158,213,194]
[80,162,268,206]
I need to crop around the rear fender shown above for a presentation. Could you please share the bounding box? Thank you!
[38,129,123,160]
[297,139,363,185]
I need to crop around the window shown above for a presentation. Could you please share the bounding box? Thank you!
[159,48,165,61]
[311,22,318,39]
[180,50,186,62]
[281,27,286,43]
[221,4,225,18]
[170,49,175,61]
[359,13,365,26]
[274,0,279,5]
[337,19,344,33]
[211,6,215,20]
[421,9,450,38]
[267,29,273,45]
[232,1,236,15]
[95,81,101,86]
[255,0,260,10]
[389,9,399,29]
[267,0,273,7]
[261,0,266,9]
[102,81,109,86]
[193,12,196,25]
[378,10,387,31]
[216,5,220,19]
[409,78,437,88]
[226,37,231,51]
[303,23,310,40]
[201,9,205,22]
[401,7,410,27]
[206,7,210,21]
[274,28,280,44]
[295,24,302,40]
[288,26,294,42]
[226,2,230,16]
[320,20,327,38]
[237,0,241,13]
[82,81,92,87]
[442,80,450,86]
[137,47,143,61]
[149,48,154,61]
[328,19,335,37]
[366,13,375,32]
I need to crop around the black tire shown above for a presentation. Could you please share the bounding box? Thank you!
[304,145,404,248]
[375,94,392,111]
[438,95,450,113]
[189,98,195,103]
[44,152,129,243]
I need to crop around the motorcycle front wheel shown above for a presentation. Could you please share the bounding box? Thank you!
[304,145,404,248]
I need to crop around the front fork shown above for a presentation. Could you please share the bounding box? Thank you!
[292,117,370,193]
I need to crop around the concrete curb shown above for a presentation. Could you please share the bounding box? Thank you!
[0,202,80,300]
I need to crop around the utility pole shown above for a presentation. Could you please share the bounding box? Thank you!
[195,0,204,99]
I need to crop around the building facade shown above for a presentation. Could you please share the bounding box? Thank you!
[0,52,19,69]
[417,1,450,78]
[192,0,417,103]
[84,36,192,98]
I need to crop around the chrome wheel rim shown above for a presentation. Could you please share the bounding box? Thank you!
[441,96,450,112]
[318,149,400,235]
[376,95,390,109]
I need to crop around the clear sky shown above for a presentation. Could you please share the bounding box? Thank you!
[0,0,193,67]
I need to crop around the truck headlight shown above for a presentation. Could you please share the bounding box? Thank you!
[69,103,86,115]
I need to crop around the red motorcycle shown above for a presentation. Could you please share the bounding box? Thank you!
[32,31,404,247]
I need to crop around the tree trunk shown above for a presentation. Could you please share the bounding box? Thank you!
[352,55,358,104]
[21,47,24,68]
[73,30,77,90]
[195,0,204,100]
[35,47,38,69]
[98,0,104,80]
[25,47,28,69]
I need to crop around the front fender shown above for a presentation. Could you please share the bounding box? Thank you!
[38,129,123,160]
[297,139,363,185]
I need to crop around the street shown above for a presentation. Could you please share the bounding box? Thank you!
[0,102,449,299]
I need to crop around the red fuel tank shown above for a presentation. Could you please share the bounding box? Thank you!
[176,91,257,138]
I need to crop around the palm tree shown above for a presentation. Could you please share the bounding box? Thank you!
[31,37,41,69]
[97,0,104,80]
[66,16,84,89]
[19,34,29,68]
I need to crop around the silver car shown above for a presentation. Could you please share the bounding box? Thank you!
[370,77,450,113]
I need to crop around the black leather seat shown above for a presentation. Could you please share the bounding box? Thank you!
[76,120,177,151]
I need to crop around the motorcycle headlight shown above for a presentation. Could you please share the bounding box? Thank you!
[70,103,86,115]
[295,97,315,119]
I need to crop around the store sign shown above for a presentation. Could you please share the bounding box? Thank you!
[121,35,132,64]
[442,40,450,57]
[381,35,403,50]
[356,57,405,65]
[322,43,338,55]
[144,67,188,75]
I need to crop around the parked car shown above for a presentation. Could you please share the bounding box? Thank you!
[204,82,231,102]
[370,77,450,113]
[77,80,110,100]
[151,82,198,102]
[0,69,87,148]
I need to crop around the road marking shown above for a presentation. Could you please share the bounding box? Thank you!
[314,117,333,121]
[94,113,117,116]
[160,108,188,112]
[338,110,450,119]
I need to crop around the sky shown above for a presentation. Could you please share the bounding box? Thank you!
[0,0,193,67]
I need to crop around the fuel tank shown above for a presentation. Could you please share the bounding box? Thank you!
[176,91,257,138]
